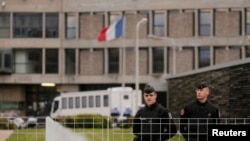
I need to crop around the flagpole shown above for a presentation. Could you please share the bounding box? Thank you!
[122,16,126,87]
[135,18,148,101]
[122,45,125,87]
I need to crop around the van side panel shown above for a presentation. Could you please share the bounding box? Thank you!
[50,87,142,118]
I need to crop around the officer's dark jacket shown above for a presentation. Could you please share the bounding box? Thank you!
[180,100,220,141]
[133,103,177,141]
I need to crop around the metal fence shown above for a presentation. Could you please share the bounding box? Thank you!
[0,116,250,141]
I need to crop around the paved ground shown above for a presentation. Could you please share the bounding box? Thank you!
[0,130,13,141]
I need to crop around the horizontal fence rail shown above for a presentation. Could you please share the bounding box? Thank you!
[1,116,250,141]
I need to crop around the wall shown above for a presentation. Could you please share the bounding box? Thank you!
[214,47,241,65]
[126,48,148,75]
[0,85,25,116]
[80,49,104,75]
[215,11,240,37]
[169,12,194,37]
[168,61,250,118]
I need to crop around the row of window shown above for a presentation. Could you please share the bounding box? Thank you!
[0,13,58,38]
[0,46,250,74]
[61,95,109,109]
[153,9,250,37]
[0,9,250,39]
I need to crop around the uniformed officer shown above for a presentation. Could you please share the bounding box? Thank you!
[133,84,177,141]
[180,81,220,141]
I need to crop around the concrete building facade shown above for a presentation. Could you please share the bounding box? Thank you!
[0,0,250,116]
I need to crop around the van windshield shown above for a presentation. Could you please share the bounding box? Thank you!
[53,100,59,113]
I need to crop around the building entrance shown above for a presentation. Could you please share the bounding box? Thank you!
[25,85,59,116]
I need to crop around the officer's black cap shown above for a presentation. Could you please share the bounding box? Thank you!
[196,81,209,89]
[144,84,155,93]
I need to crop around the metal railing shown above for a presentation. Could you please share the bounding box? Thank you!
[0,116,250,141]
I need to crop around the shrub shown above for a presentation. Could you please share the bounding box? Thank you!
[0,118,15,129]
[63,114,111,129]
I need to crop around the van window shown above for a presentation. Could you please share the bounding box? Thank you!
[75,97,80,108]
[96,95,101,107]
[103,95,109,107]
[124,95,129,100]
[68,97,73,109]
[53,100,59,113]
[62,98,67,109]
[89,96,94,108]
[82,96,87,108]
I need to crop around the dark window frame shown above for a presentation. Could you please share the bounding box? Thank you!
[246,11,250,35]
[199,11,211,36]
[65,49,75,74]
[153,12,164,36]
[108,48,119,74]
[14,49,42,74]
[46,13,59,38]
[198,46,210,68]
[13,13,43,38]
[0,13,10,38]
[152,47,164,73]
[45,49,58,74]
[65,13,76,39]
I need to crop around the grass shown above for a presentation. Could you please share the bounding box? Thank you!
[7,128,45,141]
[7,128,185,141]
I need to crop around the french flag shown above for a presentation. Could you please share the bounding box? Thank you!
[98,17,124,42]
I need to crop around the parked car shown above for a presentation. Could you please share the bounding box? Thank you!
[9,116,38,128]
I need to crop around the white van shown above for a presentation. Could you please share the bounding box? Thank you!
[50,87,142,119]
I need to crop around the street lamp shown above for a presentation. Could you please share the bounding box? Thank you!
[148,34,176,75]
[135,18,148,98]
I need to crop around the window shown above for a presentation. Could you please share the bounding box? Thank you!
[0,13,10,38]
[75,97,80,109]
[198,46,210,68]
[14,49,42,74]
[82,96,87,108]
[153,12,164,36]
[46,49,58,74]
[108,48,119,74]
[13,13,42,38]
[246,46,250,58]
[246,11,250,35]
[199,11,210,36]
[95,95,101,107]
[103,95,109,107]
[4,53,11,68]
[46,13,59,38]
[62,98,67,109]
[53,101,59,113]
[66,13,76,39]
[124,95,129,100]
[152,47,164,73]
[68,97,73,109]
[89,96,94,108]
[0,53,1,68]
[0,49,12,74]
[65,49,75,74]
